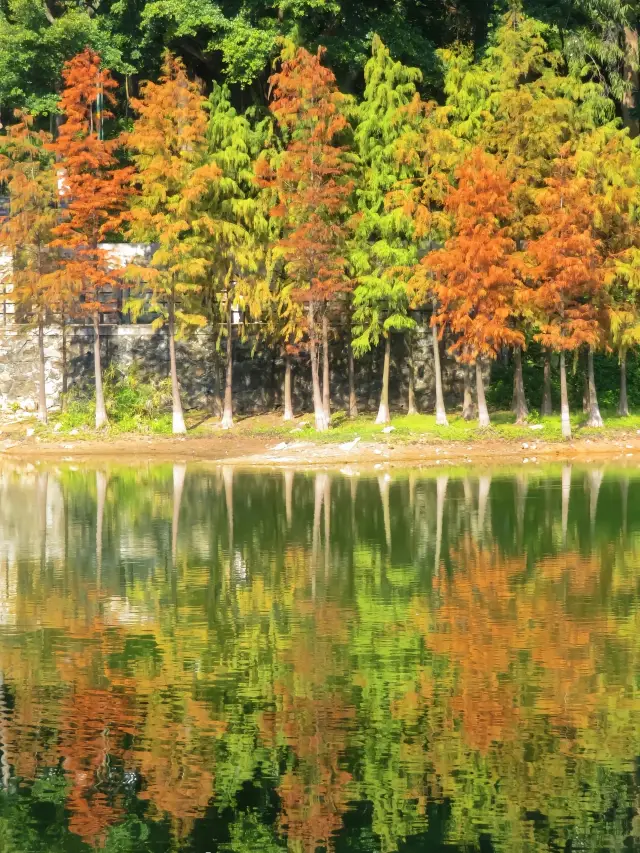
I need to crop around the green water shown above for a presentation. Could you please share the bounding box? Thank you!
[0,462,639,852]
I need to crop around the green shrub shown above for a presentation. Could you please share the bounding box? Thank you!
[54,367,173,434]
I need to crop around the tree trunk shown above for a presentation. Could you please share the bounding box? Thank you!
[168,301,187,434]
[586,347,604,427]
[512,346,528,424]
[322,311,330,422]
[463,363,475,420]
[211,335,223,417]
[407,333,417,415]
[37,317,47,424]
[376,335,391,424]
[309,304,328,431]
[582,351,590,413]
[93,312,108,429]
[221,301,234,429]
[541,349,552,416]
[348,335,358,418]
[432,323,448,426]
[283,352,293,421]
[475,360,490,427]
[560,351,571,439]
[618,347,629,417]
[61,309,67,406]
[622,27,640,137]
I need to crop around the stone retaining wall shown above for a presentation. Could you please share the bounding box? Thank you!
[0,317,469,416]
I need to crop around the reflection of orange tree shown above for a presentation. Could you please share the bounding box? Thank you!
[421,538,615,747]
[59,687,136,847]
[135,694,225,841]
[259,603,355,852]
[412,537,640,850]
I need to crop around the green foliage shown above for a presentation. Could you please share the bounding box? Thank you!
[350,37,423,355]
[55,366,173,434]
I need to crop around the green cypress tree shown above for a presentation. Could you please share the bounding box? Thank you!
[351,36,425,425]
[203,82,270,429]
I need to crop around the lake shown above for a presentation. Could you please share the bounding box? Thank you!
[0,461,638,852]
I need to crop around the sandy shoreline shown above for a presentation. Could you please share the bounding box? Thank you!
[1,432,639,468]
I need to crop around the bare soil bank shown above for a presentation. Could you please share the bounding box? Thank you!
[1,431,639,468]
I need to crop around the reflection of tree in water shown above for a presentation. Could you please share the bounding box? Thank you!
[0,465,637,850]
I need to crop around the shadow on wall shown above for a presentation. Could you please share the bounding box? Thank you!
[0,320,466,416]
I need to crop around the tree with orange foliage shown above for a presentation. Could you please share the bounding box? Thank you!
[51,49,132,429]
[427,150,524,427]
[525,154,605,439]
[0,111,59,423]
[126,52,215,435]
[257,46,354,431]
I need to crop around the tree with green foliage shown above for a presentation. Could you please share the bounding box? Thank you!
[351,36,425,425]
[202,81,269,429]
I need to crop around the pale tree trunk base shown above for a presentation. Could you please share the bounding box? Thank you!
[37,319,47,425]
[541,350,552,416]
[476,360,490,428]
[348,340,358,418]
[93,314,108,430]
[560,351,572,439]
[314,409,330,431]
[322,312,330,422]
[376,336,391,425]
[168,304,186,435]
[172,410,187,434]
[407,333,418,416]
[618,349,629,417]
[309,304,328,433]
[283,354,293,421]
[432,322,448,427]
[462,364,475,420]
[221,303,234,430]
[375,404,390,425]
[512,346,528,424]
[586,347,604,428]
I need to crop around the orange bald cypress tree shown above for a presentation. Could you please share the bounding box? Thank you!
[51,49,132,429]
[428,150,524,427]
[126,53,214,435]
[257,47,354,431]
[0,111,58,423]
[526,154,605,439]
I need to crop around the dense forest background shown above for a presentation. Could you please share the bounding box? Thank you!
[0,0,637,127]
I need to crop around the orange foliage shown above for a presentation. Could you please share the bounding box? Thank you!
[526,152,605,352]
[50,49,132,320]
[257,47,354,306]
[60,688,137,846]
[427,150,525,362]
[0,111,58,319]
[420,538,610,756]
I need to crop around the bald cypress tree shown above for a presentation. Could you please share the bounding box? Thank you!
[351,37,424,424]
[204,82,269,429]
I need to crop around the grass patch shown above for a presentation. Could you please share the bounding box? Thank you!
[232,409,640,444]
